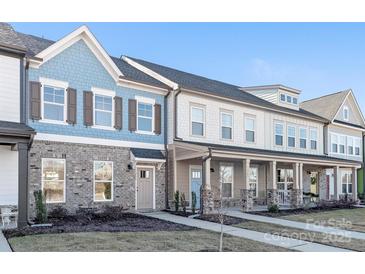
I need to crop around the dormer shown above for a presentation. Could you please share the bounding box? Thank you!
[240,84,301,110]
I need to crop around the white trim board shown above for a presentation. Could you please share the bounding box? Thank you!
[34,133,165,150]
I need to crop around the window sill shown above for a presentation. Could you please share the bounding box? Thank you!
[135,130,155,135]
[46,201,65,204]
[92,125,115,131]
[39,119,68,125]
[93,199,114,203]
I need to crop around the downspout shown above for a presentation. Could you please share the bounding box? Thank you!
[164,89,172,209]
[362,133,365,201]
[174,88,183,141]
[201,148,212,213]
[323,122,330,155]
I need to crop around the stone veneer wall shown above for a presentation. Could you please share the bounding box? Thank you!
[29,140,165,218]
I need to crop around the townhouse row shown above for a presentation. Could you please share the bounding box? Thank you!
[0,23,364,227]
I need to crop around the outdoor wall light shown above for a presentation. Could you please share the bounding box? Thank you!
[127,163,133,170]
[210,168,215,172]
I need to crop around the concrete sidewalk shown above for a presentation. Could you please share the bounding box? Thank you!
[143,212,351,252]
[0,231,12,252]
[226,211,365,241]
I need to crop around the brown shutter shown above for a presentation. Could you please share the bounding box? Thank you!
[128,99,137,132]
[154,103,161,135]
[29,81,41,120]
[114,96,123,130]
[83,91,93,126]
[67,88,77,125]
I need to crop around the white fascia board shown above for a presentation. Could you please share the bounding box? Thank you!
[31,25,123,82]
[331,121,365,132]
[118,78,169,95]
[122,56,179,90]
[134,157,166,163]
[35,133,165,150]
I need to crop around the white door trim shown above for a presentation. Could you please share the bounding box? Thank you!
[135,165,156,211]
[189,165,202,207]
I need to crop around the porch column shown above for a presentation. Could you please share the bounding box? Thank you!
[352,167,358,202]
[334,166,340,200]
[202,157,214,214]
[18,143,29,228]
[290,163,303,208]
[267,161,278,207]
[240,159,253,212]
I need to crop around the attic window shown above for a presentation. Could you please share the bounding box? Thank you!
[343,106,349,121]
[293,98,298,105]
[280,94,286,102]
[287,95,292,103]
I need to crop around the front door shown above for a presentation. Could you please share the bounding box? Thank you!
[277,169,294,205]
[190,166,202,209]
[136,167,154,210]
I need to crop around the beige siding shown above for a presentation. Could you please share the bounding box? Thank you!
[246,89,278,104]
[0,54,20,122]
[0,146,18,206]
[175,158,202,201]
[335,95,364,126]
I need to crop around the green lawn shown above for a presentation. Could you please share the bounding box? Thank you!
[234,220,365,251]
[8,230,289,252]
[280,208,365,233]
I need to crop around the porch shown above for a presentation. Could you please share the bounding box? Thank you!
[169,141,361,213]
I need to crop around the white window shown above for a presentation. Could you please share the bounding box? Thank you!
[94,94,113,127]
[42,158,66,203]
[220,164,233,198]
[339,135,346,154]
[245,116,255,143]
[347,136,354,155]
[299,128,307,149]
[249,167,258,198]
[94,161,113,202]
[343,106,349,121]
[280,94,286,101]
[287,125,296,147]
[310,128,318,150]
[331,134,338,153]
[221,111,233,140]
[275,122,284,146]
[140,170,150,179]
[137,102,153,132]
[293,97,298,105]
[341,171,352,194]
[287,95,292,103]
[355,138,361,156]
[43,85,66,122]
[191,106,205,136]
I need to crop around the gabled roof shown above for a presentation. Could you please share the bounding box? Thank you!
[124,56,327,122]
[0,23,27,53]
[8,26,168,89]
[300,90,351,121]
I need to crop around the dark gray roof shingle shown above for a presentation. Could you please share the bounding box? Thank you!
[16,32,54,57]
[0,120,35,135]
[127,56,328,122]
[131,148,165,160]
[0,23,26,51]
[300,90,350,121]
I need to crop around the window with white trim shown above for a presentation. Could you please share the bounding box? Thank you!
[310,128,318,150]
[355,138,361,156]
[347,136,354,155]
[249,167,258,197]
[94,94,113,127]
[280,94,286,102]
[275,122,284,146]
[293,97,298,105]
[245,116,255,143]
[331,134,338,153]
[299,128,307,149]
[42,158,65,203]
[220,164,233,198]
[339,135,346,154]
[287,125,296,147]
[191,106,205,136]
[341,171,352,194]
[221,111,233,140]
[287,95,292,103]
[137,102,153,132]
[94,161,113,201]
[343,106,349,121]
[43,85,66,122]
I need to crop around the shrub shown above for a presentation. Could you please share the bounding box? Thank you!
[180,193,187,214]
[174,191,180,212]
[268,204,279,213]
[34,190,48,223]
[191,192,197,214]
[49,206,68,219]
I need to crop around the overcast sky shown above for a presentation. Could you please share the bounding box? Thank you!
[11,22,365,112]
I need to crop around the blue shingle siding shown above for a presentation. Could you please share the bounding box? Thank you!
[28,40,164,145]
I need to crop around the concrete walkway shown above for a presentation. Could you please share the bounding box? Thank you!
[0,231,12,252]
[226,210,365,241]
[143,212,351,252]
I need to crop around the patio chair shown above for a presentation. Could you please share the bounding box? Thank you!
[1,207,17,227]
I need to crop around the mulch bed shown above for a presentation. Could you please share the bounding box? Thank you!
[196,214,244,225]
[163,210,197,217]
[3,212,195,239]
[250,204,357,218]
